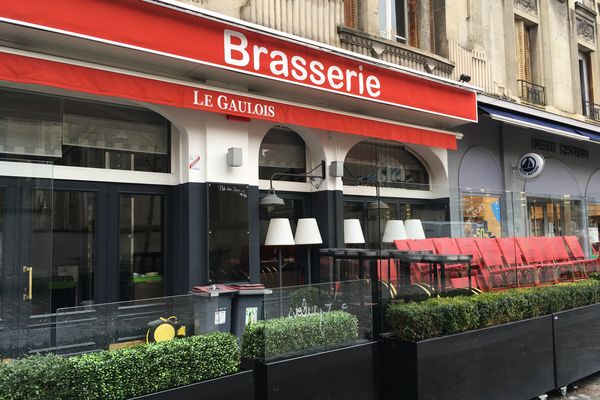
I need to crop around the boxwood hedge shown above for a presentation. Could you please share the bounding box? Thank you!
[0,332,240,400]
[241,310,359,360]
[387,279,600,341]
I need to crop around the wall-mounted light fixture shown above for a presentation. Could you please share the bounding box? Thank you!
[459,73,472,83]
[260,160,326,207]
[227,147,243,167]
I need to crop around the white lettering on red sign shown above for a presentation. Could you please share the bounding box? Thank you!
[223,29,381,98]
[193,90,275,118]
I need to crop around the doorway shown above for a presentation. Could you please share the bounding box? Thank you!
[0,175,170,357]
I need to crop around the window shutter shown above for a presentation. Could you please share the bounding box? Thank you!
[523,25,532,82]
[514,19,526,81]
[343,0,357,28]
[408,0,418,47]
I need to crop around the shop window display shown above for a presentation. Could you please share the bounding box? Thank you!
[461,194,503,238]
[587,203,600,257]
[527,196,584,239]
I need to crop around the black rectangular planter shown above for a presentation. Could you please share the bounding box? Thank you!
[253,341,377,400]
[380,316,555,400]
[129,370,254,400]
[554,302,600,388]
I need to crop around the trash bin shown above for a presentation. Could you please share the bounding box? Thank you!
[230,283,272,339]
[191,284,237,334]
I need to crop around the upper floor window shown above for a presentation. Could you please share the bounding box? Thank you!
[579,51,596,119]
[515,19,545,105]
[259,126,306,182]
[0,88,170,172]
[343,140,429,190]
[379,0,408,43]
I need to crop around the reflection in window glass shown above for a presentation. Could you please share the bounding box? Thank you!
[343,141,429,190]
[343,198,449,244]
[259,126,306,182]
[588,203,600,257]
[527,196,583,238]
[0,88,170,173]
[119,194,163,301]
[462,195,503,238]
[31,189,96,315]
[208,184,250,283]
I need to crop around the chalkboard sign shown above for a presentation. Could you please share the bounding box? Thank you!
[208,183,250,282]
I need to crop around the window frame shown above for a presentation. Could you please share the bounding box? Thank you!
[379,0,408,43]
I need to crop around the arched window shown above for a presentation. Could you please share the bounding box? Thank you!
[343,141,429,190]
[259,126,306,182]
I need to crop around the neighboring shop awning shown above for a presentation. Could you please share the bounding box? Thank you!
[0,50,461,149]
[479,105,595,142]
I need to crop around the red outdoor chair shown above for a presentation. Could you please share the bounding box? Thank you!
[545,236,587,279]
[475,238,517,290]
[515,237,560,284]
[433,237,479,279]
[536,236,583,281]
[495,237,538,286]
[393,239,412,252]
[455,237,488,290]
[406,239,438,284]
[564,236,599,274]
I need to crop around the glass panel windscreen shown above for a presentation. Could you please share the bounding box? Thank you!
[55,294,220,355]
[247,280,372,361]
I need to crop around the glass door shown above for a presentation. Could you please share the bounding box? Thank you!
[119,193,164,301]
[0,161,54,357]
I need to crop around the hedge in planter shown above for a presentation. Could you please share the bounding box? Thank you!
[241,311,359,360]
[0,332,240,400]
[387,279,600,341]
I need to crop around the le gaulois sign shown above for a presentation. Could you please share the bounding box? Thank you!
[0,0,477,122]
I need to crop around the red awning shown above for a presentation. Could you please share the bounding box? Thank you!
[0,51,459,149]
[0,0,477,124]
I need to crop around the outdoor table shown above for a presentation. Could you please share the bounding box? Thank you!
[392,252,473,293]
[318,248,380,280]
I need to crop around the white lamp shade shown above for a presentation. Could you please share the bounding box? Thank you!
[294,218,323,245]
[405,219,426,240]
[344,219,365,244]
[264,218,295,246]
[382,220,407,242]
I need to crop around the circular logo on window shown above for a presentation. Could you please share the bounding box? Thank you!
[516,153,545,181]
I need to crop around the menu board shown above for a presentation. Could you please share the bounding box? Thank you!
[207,183,250,282]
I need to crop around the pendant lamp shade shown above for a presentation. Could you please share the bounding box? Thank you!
[344,219,365,244]
[264,218,295,246]
[382,220,407,242]
[405,219,426,239]
[294,218,323,245]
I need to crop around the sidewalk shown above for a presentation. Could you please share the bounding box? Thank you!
[547,372,600,399]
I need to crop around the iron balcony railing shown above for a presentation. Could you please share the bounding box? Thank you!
[518,79,546,106]
[584,100,600,121]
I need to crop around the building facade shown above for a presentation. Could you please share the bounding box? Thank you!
[0,0,477,355]
[2,0,600,355]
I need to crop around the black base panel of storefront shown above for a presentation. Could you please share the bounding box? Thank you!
[253,341,377,400]
[554,302,600,388]
[379,316,555,400]
[129,370,254,400]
